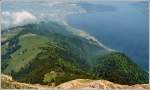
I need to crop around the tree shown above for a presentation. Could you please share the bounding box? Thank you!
[43,71,57,84]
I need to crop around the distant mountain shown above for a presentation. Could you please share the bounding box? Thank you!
[1,21,148,86]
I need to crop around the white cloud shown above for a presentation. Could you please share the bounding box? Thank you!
[2,11,37,29]
[70,28,115,52]
[12,11,37,25]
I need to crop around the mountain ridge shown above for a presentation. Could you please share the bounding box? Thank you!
[1,20,148,88]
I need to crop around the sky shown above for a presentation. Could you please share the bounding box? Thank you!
[2,0,148,29]
[1,0,87,29]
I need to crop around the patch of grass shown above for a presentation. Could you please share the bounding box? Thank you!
[4,34,49,73]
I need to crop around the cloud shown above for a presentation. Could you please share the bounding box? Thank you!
[2,11,37,29]
[70,28,115,51]
[12,11,37,25]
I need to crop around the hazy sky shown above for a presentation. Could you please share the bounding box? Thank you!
[2,0,148,29]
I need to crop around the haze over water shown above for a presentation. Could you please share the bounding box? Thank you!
[2,0,149,71]
[65,1,149,70]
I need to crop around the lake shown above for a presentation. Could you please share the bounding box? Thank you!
[65,1,149,70]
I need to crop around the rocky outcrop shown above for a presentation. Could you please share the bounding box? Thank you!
[57,79,149,89]
[1,74,149,89]
[1,74,49,89]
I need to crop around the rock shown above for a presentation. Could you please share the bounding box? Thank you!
[57,79,149,89]
[1,74,149,89]
[1,74,50,89]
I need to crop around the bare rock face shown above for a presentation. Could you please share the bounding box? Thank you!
[1,74,49,89]
[57,79,149,89]
[1,74,37,89]
[1,74,149,89]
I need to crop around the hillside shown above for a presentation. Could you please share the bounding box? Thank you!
[93,53,149,84]
[1,21,148,87]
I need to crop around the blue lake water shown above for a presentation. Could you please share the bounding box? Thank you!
[65,2,149,70]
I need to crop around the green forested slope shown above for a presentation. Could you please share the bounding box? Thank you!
[1,21,148,86]
[93,52,148,84]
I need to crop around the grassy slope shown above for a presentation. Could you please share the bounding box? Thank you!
[1,28,22,55]
[4,34,49,73]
